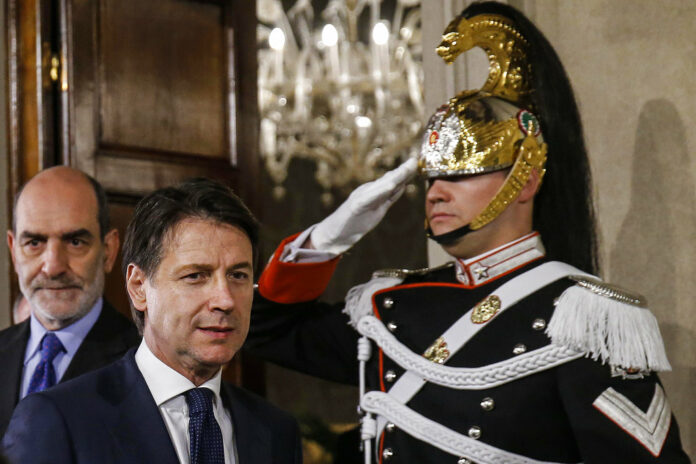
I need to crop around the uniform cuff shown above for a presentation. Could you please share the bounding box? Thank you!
[258,233,340,303]
[279,226,339,263]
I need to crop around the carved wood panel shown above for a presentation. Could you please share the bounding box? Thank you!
[64,0,259,204]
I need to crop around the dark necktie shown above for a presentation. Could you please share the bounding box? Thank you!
[27,332,65,394]
[186,387,225,464]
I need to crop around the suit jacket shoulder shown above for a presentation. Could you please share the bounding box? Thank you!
[3,350,179,464]
[3,350,301,464]
[0,320,30,351]
[62,301,140,381]
[0,320,29,438]
[0,301,140,438]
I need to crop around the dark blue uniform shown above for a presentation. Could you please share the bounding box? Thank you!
[247,237,690,464]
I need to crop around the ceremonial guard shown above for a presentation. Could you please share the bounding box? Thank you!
[247,2,691,463]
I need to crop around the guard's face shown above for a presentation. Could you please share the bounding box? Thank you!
[7,174,117,329]
[425,170,507,236]
[132,218,254,378]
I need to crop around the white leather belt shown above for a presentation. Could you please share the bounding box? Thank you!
[361,391,579,464]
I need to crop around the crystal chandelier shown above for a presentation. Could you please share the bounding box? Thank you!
[257,0,423,204]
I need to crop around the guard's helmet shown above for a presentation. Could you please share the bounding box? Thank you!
[420,2,598,275]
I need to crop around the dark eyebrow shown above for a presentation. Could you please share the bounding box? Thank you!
[61,229,94,241]
[230,262,253,272]
[19,231,47,241]
[179,264,215,274]
[175,262,254,276]
[19,229,94,242]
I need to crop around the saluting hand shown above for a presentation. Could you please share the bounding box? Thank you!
[308,158,418,255]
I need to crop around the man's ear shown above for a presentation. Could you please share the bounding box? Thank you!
[126,263,148,312]
[7,230,17,267]
[102,228,120,273]
[518,168,541,204]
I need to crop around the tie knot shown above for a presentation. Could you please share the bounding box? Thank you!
[40,333,65,363]
[185,388,215,416]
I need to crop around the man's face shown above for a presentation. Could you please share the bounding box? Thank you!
[130,219,254,380]
[7,170,118,330]
[425,170,507,236]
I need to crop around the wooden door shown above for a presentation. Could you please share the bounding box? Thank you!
[7,0,261,388]
[65,0,258,197]
[64,0,259,316]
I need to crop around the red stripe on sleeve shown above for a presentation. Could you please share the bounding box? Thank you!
[257,233,340,303]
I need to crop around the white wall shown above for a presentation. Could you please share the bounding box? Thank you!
[531,1,696,456]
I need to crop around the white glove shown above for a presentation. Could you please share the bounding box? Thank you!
[310,157,419,255]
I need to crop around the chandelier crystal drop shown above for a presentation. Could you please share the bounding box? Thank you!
[257,0,424,204]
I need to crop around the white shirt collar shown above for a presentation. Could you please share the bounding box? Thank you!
[24,297,103,366]
[134,338,223,407]
[454,232,545,287]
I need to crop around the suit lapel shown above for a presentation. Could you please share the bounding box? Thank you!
[0,321,30,434]
[223,384,272,463]
[109,351,179,463]
[63,302,136,381]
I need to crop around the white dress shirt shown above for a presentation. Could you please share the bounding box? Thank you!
[21,298,103,399]
[134,339,237,464]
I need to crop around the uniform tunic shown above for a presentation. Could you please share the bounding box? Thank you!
[246,233,691,463]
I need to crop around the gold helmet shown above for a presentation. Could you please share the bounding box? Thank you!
[420,13,548,237]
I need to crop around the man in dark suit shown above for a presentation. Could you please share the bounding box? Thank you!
[0,167,139,438]
[3,179,302,463]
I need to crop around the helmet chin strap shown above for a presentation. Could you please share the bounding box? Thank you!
[426,223,472,246]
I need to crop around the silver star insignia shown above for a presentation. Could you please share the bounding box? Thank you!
[473,265,489,279]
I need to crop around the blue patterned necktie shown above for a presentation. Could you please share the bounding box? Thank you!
[27,332,65,394]
[186,388,225,464]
